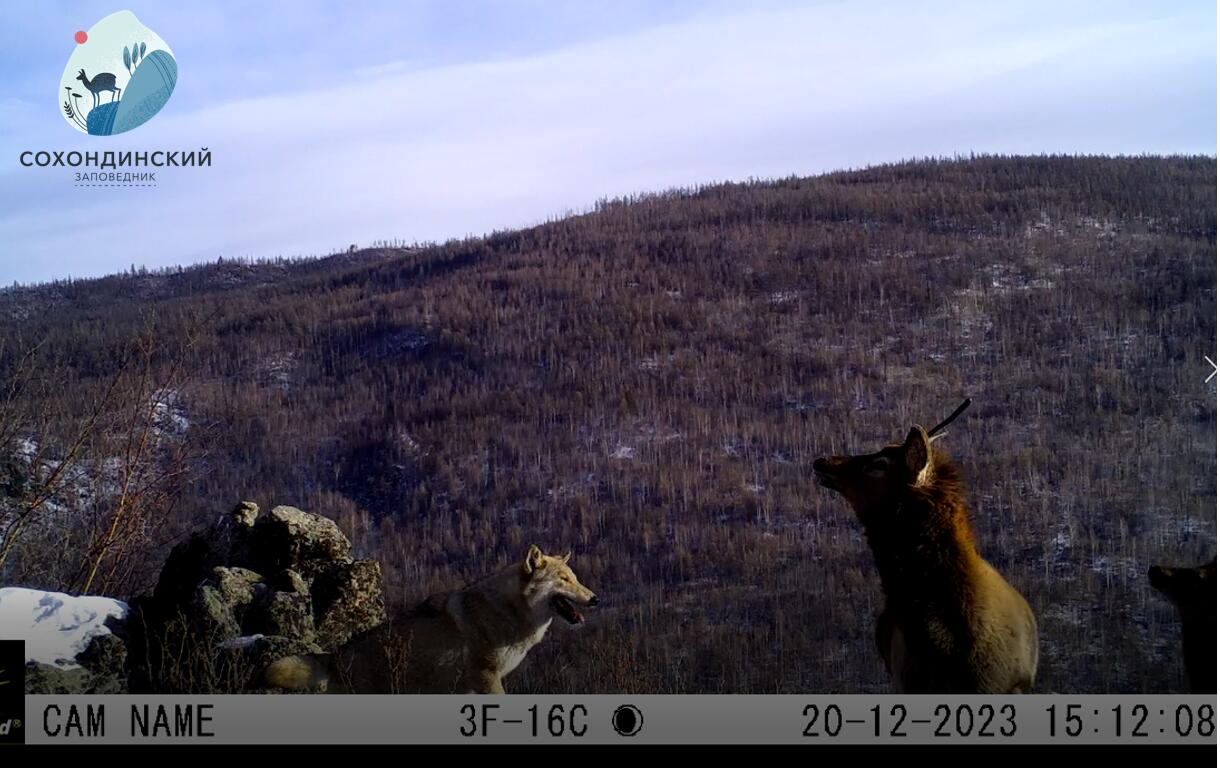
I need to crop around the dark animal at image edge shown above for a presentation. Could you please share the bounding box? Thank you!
[1149,560,1216,694]
[813,399,1040,693]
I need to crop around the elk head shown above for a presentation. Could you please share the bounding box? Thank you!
[813,399,970,521]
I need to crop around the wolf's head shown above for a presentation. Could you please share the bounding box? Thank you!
[813,425,940,521]
[1149,560,1216,617]
[521,544,599,625]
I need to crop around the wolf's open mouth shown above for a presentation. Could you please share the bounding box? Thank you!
[813,470,836,489]
[551,595,585,625]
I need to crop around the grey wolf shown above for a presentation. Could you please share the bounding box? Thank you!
[264,545,598,693]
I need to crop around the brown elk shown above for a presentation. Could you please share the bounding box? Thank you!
[1149,559,1216,694]
[813,399,1039,693]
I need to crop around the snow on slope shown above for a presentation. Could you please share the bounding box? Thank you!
[0,587,128,668]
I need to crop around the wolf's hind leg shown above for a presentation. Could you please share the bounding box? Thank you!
[474,671,505,694]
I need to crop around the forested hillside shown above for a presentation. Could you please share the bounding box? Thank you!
[1,155,1214,692]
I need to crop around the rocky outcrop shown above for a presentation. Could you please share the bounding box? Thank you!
[25,629,130,694]
[312,559,385,648]
[132,501,385,692]
[248,505,353,577]
[25,501,386,694]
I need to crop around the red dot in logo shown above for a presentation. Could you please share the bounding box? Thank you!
[75,30,88,44]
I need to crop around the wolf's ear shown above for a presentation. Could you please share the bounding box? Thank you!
[903,426,930,482]
[561,551,572,564]
[524,544,545,573]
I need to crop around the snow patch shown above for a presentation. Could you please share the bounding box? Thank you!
[0,587,128,668]
[150,388,190,434]
[217,634,266,650]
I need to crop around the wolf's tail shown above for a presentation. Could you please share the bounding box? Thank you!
[263,653,330,691]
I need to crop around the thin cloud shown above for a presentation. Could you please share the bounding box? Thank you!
[0,0,1213,284]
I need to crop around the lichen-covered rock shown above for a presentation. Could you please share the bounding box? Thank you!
[231,500,260,528]
[246,634,323,661]
[211,566,265,605]
[24,660,126,694]
[25,662,91,694]
[185,566,267,642]
[248,505,352,577]
[246,589,314,641]
[312,558,385,649]
[207,500,260,570]
[267,568,309,595]
[153,501,262,605]
[77,632,127,679]
[192,585,241,638]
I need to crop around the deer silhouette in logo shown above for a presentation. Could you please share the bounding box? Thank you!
[76,69,120,108]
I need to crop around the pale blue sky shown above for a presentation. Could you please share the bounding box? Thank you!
[0,1,1215,285]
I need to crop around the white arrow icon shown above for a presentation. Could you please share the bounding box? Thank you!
[1206,355,1217,384]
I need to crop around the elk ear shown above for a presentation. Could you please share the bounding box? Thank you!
[903,426,931,482]
[524,544,545,573]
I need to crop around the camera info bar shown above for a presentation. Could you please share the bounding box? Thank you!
[14,695,1217,745]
